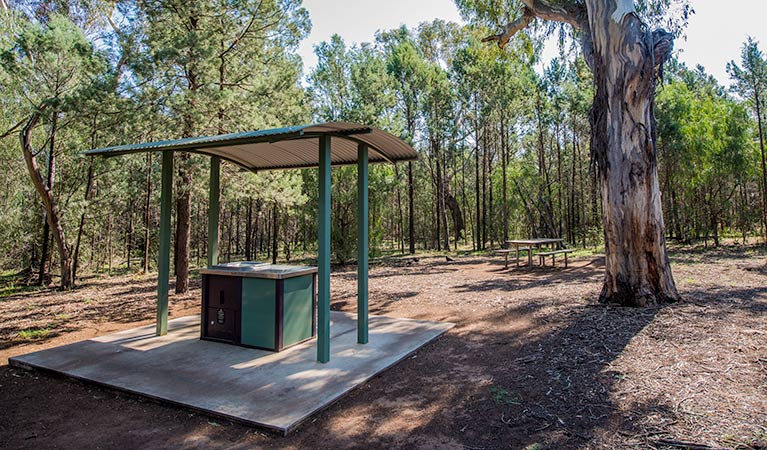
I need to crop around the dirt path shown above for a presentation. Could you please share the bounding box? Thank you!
[1,246,766,449]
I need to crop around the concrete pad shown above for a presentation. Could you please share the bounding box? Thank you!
[9,312,453,435]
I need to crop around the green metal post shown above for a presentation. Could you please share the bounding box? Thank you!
[317,135,331,363]
[156,151,173,336]
[357,143,369,344]
[207,156,220,267]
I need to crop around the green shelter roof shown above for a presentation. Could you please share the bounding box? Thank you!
[84,122,417,171]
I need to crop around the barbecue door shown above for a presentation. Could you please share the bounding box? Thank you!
[203,275,242,343]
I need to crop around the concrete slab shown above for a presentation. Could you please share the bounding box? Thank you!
[9,312,453,435]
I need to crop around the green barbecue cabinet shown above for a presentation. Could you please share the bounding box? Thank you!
[199,262,317,351]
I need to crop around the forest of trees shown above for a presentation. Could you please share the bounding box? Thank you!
[1,1,766,293]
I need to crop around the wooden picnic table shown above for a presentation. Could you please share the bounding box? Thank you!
[506,238,563,267]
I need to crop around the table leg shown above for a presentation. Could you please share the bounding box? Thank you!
[528,245,534,266]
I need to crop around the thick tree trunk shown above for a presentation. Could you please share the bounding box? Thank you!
[586,1,679,306]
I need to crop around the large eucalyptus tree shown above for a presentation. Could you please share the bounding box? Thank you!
[458,0,690,306]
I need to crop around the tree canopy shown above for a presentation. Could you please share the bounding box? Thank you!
[0,1,764,298]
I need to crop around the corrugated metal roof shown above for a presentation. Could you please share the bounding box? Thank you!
[84,122,418,170]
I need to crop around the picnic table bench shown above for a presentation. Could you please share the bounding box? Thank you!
[537,248,574,268]
[505,238,564,267]
[495,247,530,269]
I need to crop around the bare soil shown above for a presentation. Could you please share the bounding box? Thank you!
[1,245,766,450]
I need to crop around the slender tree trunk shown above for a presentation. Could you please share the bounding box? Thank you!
[245,198,253,260]
[106,213,113,272]
[437,142,450,251]
[175,152,192,293]
[73,156,95,283]
[475,122,481,250]
[143,153,152,273]
[570,119,578,245]
[408,161,415,254]
[271,204,279,264]
[37,112,58,285]
[586,1,679,305]
[21,111,73,289]
[501,117,509,244]
[394,164,405,253]
[127,197,134,271]
[481,128,488,248]
[38,221,50,285]
[556,124,564,239]
[753,87,767,246]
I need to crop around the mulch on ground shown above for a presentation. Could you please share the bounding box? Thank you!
[1,245,766,450]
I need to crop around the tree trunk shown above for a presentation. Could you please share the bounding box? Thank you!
[394,164,405,253]
[753,85,767,246]
[73,156,95,283]
[143,153,152,273]
[38,221,50,285]
[586,1,679,305]
[271,204,279,264]
[475,120,482,250]
[106,213,113,272]
[37,111,58,285]
[501,117,509,244]
[175,152,192,293]
[481,127,488,248]
[127,196,134,271]
[21,111,73,289]
[408,161,415,254]
[245,198,253,261]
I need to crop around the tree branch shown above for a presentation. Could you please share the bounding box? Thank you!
[482,8,535,48]
[0,118,25,140]
[520,0,581,28]
[483,0,582,48]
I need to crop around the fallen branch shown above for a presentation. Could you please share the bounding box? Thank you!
[654,438,727,450]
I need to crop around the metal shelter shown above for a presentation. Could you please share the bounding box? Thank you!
[85,122,418,363]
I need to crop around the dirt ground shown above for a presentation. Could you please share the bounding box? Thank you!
[1,245,766,450]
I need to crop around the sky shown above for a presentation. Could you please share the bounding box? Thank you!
[297,0,767,87]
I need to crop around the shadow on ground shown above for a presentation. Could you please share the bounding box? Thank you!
[2,249,765,449]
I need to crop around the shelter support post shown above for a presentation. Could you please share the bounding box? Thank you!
[357,144,369,344]
[207,156,220,267]
[317,135,331,363]
[156,151,173,336]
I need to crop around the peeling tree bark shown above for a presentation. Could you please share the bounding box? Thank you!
[587,1,679,306]
[486,0,680,306]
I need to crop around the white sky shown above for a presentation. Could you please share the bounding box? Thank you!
[297,0,767,87]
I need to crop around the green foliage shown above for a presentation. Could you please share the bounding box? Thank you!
[490,386,520,405]
[1,14,107,110]
[0,2,763,284]
[17,327,52,340]
[657,61,757,242]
